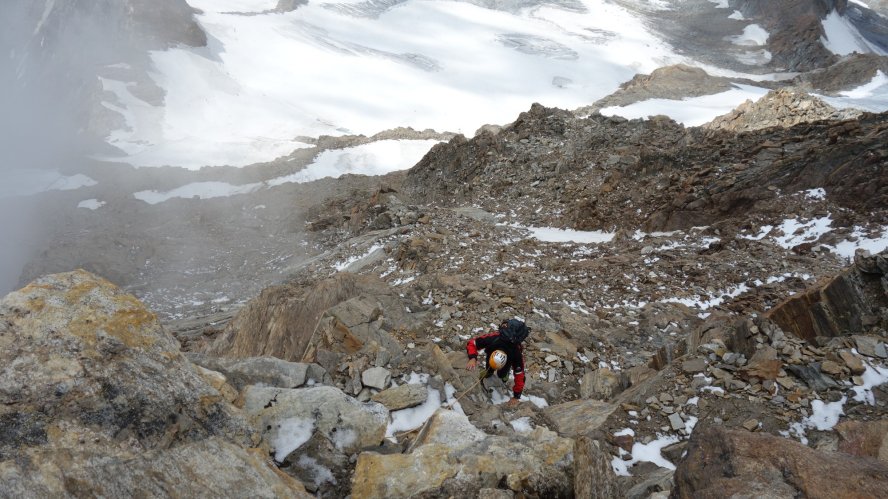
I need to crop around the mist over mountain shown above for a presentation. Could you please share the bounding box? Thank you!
[2,1,888,497]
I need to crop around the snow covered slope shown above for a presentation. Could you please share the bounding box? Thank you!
[97,0,696,168]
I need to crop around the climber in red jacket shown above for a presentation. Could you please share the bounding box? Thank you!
[466,319,530,408]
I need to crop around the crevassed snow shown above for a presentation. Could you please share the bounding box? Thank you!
[102,0,695,168]
[0,170,97,199]
[600,84,770,126]
[821,10,887,56]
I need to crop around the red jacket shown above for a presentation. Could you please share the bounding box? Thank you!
[467,330,526,398]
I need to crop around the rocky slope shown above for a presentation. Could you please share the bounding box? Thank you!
[4,88,888,497]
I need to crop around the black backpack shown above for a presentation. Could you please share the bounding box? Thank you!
[500,319,530,344]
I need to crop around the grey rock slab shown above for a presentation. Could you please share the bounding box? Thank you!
[854,336,888,359]
[362,366,392,390]
[574,435,623,499]
[543,399,617,437]
[669,413,685,431]
[785,364,841,391]
[0,437,311,498]
[681,357,708,374]
[371,383,428,411]
[187,353,329,390]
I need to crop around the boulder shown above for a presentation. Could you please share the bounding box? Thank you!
[574,435,622,499]
[836,420,888,463]
[580,368,623,400]
[409,409,487,451]
[362,367,392,390]
[192,364,239,402]
[243,385,388,457]
[543,399,617,437]
[672,427,888,498]
[371,383,428,411]
[0,270,306,496]
[207,273,416,362]
[187,353,330,390]
[0,438,312,498]
[352,410,573,498]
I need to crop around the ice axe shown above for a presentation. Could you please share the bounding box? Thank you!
[443,367,490,410]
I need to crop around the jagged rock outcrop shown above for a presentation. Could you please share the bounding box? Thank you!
[734,0,842,72]
[703,88,861,132]
[582,65,739,114]
[207,273,418,363]
[403,102,888,233]
[766,249,888,343]
[672,426,888,498]
[794,53,888,93]
[0,270,309,497]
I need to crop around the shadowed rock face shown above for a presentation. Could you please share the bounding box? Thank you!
[207,272,419,362]
[672,426,888,499]
[0,270,310,498]
[766,249,888,342]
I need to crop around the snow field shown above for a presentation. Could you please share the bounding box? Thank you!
[102,0,692,168]
[132,139,439,204]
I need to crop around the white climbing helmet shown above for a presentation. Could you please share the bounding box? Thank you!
[489,350,508,370]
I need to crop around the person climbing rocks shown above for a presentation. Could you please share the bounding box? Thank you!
[466,318,530,408]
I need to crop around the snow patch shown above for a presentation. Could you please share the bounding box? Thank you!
[386,387,439,437]
[77,199,106,210]
[600,84,770,127]
[268,140,440,185]
[821,10,887,56]
[510,417,534,433]
[727,24,769,46]
[611,434,679,476]
[296,455,337,488]
[272,417,314,462]
[851,362,888,405]
[512,225,615,244]
[133,181,261,204]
